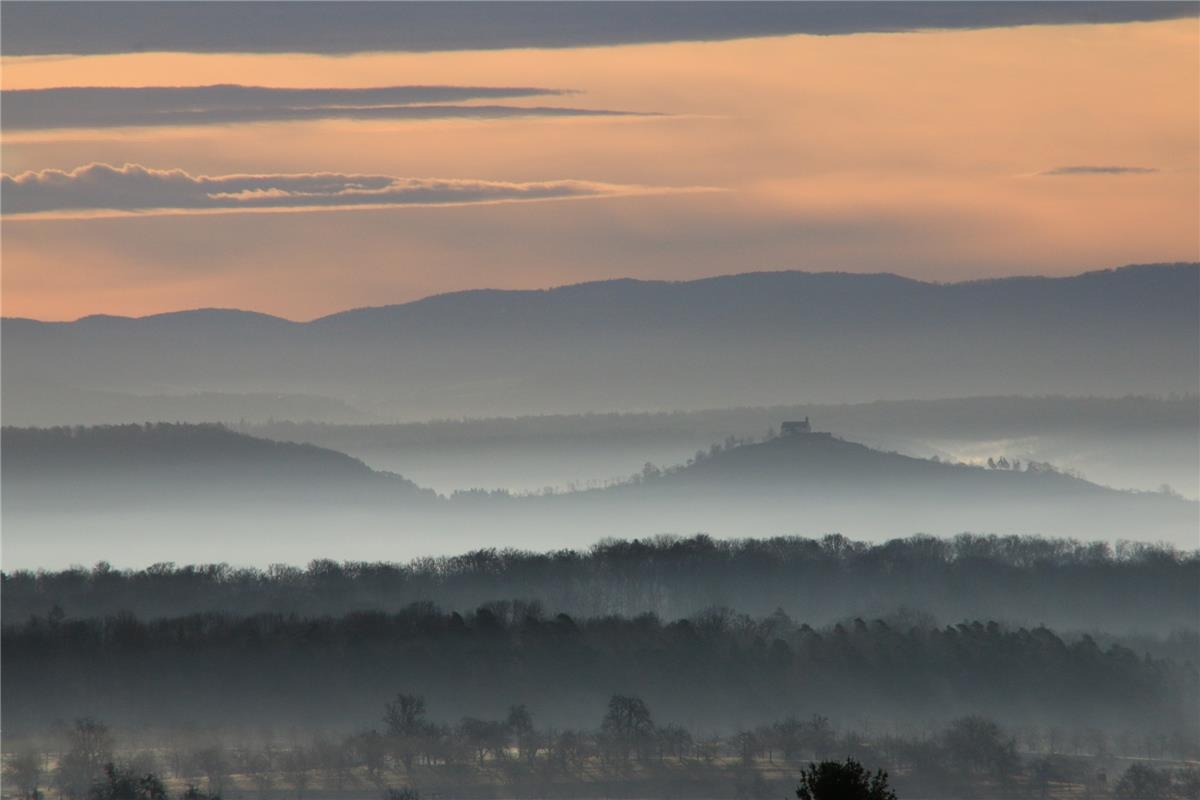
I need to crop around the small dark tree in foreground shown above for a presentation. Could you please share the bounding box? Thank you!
[4,751,45,800]
[88,764,167,800]
[1113,763,1171,800]
[383,693,429,772]
[797,758,897,800]
[600,694,656,765]
[58,720,116,800]
[181,787,221,800]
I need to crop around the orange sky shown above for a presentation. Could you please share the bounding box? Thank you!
[2,19,1198,320]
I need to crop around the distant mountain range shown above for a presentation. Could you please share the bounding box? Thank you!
[4,263,1197,423]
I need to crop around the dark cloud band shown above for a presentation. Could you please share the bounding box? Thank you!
[4,2,1194,57]
[1039,166,1159,176]
[1,163,700,216]
[1,85,650,131]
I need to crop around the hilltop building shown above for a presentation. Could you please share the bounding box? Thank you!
[780,417,833,440]
[781,418,812,436]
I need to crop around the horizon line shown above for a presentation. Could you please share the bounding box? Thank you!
[3,261,1195,325]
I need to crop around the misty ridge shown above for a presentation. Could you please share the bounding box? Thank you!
[0,424,430,508]
[238,394,1200,497]
[6,391,1195,499]
[4,265,1198,424]
[243,394,1200,446]
[3,421,1195,570]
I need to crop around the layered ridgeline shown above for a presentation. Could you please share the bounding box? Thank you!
[238,394,1200,497]
[3,423,1195,568]
[4,264,1197,424]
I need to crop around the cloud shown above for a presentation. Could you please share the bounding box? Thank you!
[4,2,1195,56]
[1039,165,1159,176]
[1,85,650,131]
[1,163,706,216]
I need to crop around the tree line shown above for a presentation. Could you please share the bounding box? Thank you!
[4,603,1196,738]
[6,534,1196,632]
[7,701,1198,800]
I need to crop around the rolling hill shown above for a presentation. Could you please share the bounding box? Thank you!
[522,427,1197,544]
[3,422,1194,569]
[1,423,432,511]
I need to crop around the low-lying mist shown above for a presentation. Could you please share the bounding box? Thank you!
[238,395,1200,498]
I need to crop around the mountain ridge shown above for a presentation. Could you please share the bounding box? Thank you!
[5,263,1196,422]
[3,262,1192,325]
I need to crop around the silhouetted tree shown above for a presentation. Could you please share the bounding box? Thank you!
[56,720,115,800]
[507,704,538,764]
[600,695,655,766]
[383,694,429,772]
[807,716,836,759]
[942,716,1019,783]
[350,732,387,786]
[1175,767,1200,800]
[796,758,897,800]
[383,694,427,737]
[1113,763,1171,800]
[187,747,228,796]
[278,748,311,800]
[656,724,693,762]
[180,786,221,800]
[4,751,45,800]
[88,764,166,800]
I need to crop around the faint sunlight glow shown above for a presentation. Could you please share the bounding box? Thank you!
[2,20,1197,318]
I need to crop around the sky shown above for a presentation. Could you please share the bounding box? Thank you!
[2,3,1198,321]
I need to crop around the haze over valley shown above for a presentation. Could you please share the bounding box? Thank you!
[2,4,1198,799]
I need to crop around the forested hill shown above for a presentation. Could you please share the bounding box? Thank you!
[0,423,432,508]
[4,263,1197,422]
[521,430,1198,543]
[4,423,1195,547]
[639,431,1099,492]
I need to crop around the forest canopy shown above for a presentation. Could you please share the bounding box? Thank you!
[5,534,1195,632]
[4,601,1196,737]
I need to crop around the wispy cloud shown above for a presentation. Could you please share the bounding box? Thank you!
[1,85,650,130]
[1,163,712,217]
[1039,165,1159,176]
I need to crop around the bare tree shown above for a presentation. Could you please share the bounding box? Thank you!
[4,751,45,800]
[55,720,114,800]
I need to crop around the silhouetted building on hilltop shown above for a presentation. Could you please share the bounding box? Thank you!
[781,418,812,436]
[780,417,834,440]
